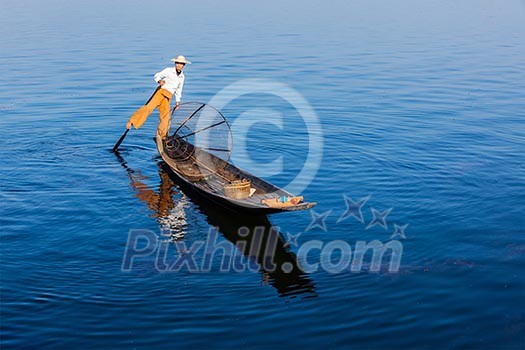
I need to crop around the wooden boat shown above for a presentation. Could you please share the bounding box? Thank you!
[156,135,316,214]
[154,102,316,214]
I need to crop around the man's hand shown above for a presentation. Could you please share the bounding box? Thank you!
[126,120,133,129]
[175,102,180,110]
[158,80,165,87]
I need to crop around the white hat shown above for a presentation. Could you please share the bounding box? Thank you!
[170,55,191,64]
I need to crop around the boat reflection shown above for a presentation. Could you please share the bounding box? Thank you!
[115,152,317,299]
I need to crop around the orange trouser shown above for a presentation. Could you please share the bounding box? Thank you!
[129,88,173,138]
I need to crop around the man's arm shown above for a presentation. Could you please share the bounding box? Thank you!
[154,68,170,87]
[174,75,185,109]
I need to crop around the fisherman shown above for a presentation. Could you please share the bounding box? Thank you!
[126,55,191,139]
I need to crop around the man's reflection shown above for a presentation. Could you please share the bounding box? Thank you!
[116,152,188,240]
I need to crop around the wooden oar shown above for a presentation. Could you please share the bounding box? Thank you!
[112,129,130,152]
[112,86,161,152]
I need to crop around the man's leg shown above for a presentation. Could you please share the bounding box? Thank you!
[157,94,172,139]
[129,90,163,129]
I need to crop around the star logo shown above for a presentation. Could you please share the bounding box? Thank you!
[337,195,371,223]
[285,232,302,247]
[390,223,408,240]
[366,207,393,230]
[305,209,332,232]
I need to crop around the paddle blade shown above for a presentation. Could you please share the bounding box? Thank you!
[112,129,130,152]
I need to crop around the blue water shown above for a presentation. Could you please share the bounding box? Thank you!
[1,0,524,348]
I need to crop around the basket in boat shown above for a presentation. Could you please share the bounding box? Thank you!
[223,179,251,199]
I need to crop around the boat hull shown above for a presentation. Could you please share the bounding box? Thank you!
[155,136,316,214]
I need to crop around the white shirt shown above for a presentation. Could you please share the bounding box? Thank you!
[153,67,185,103]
